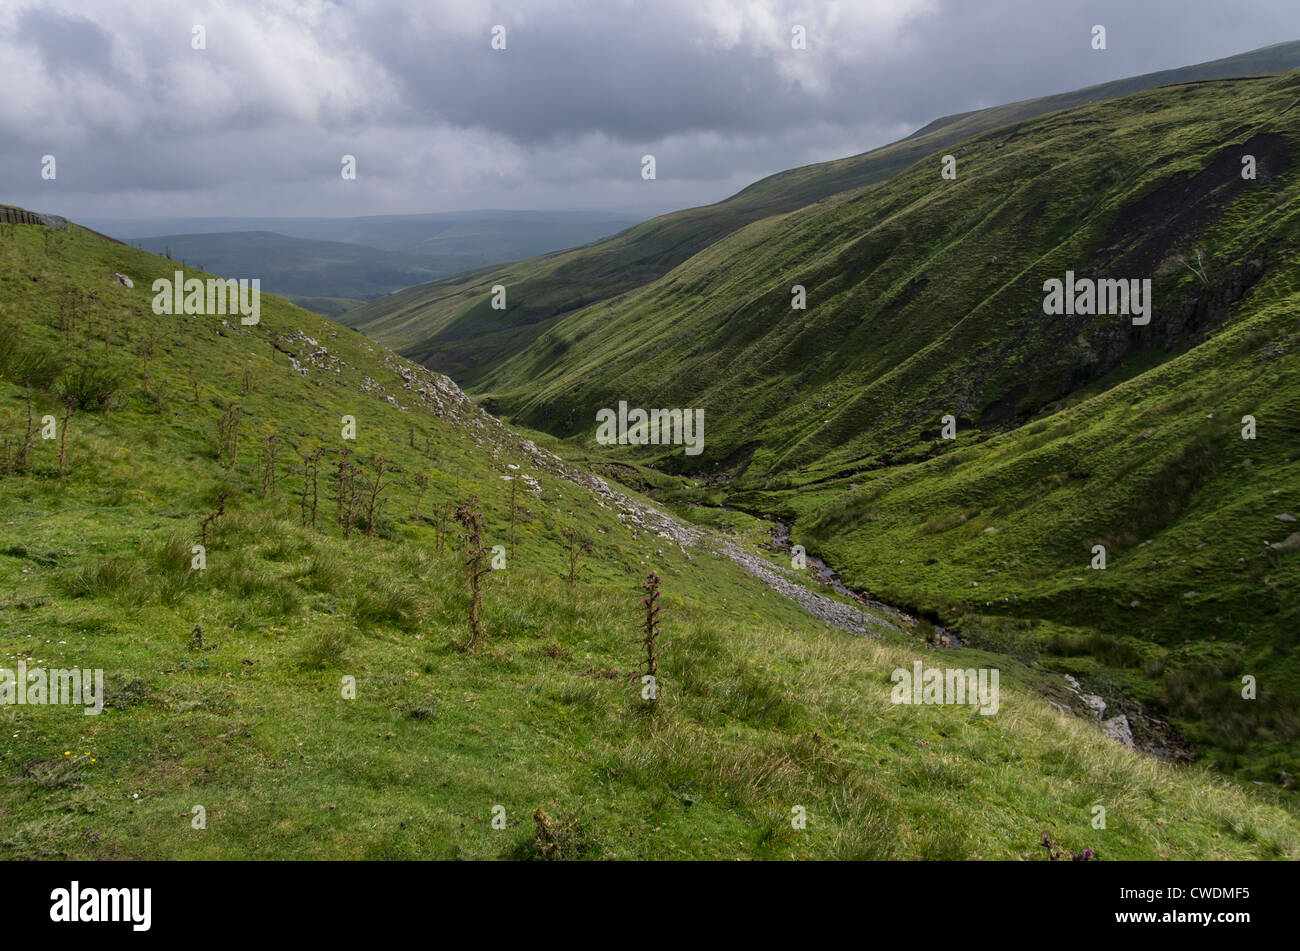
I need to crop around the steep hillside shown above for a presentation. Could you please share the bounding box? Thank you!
[346,42,1300,383]
[2,220,1296,858]
[344,70,1300,781]
[477,71,1300,781]
[482,74,1299,462]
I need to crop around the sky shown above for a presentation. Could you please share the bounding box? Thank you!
[3,0,1299,221]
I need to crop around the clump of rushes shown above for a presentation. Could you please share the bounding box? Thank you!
[641,572,662,705]
[455,495,492,652]
[1041,834,1095,861]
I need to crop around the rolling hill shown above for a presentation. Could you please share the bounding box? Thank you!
[346,62,1300,782]
[87,210,642,261]
[1,215,1296,858]
[130,230,464,303]
[87,211,642,313]
[344,41,1300,384]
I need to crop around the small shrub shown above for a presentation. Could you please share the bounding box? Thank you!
[101,673,152,709]
[512,808,597,860]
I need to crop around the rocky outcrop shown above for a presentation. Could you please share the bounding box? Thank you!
[1062,675,1136,751]
[1102,714,1136,748]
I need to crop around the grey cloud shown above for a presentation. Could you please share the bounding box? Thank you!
[17,6,117,77]
[357,0,1300,145]
[1,0,1297,219]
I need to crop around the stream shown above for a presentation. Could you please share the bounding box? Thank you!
[768,519,966,648]
[771,521,854,596]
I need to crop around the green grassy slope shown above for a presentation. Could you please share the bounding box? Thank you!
[2,222,1296,858]
[345,42,1300,384]
[772,288,1300,780]
[476,73,1299,463]
[458,72,1300,782]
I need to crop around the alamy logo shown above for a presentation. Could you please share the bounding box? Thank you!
[0,663,103,715]
[1042,270,1151,325]
[595,401,704,456]
[50,881,151,931]
[890,661,999,715]
[151,270,260,325]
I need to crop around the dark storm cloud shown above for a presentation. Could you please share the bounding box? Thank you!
[357,0,1300,143]
[0,0,1297,218]
[17,6,117,77]
[361,8,834,142]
